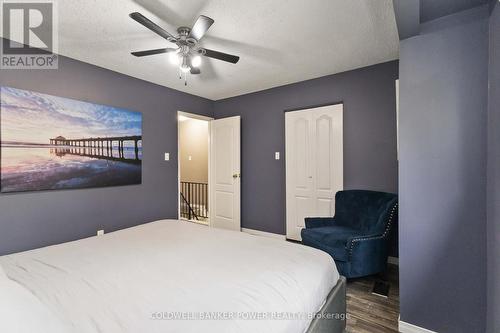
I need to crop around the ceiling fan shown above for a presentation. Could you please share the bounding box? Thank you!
[129,12,240,85]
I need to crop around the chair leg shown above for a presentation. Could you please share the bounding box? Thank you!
[377,269,388,282]
[372,265,390,297]
[372,280,390,297]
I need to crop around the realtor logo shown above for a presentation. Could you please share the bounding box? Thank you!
[0,0,58,69]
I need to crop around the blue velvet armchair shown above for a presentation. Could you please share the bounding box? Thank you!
[301,190,398,278]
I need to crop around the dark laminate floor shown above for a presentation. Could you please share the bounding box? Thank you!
[345,264,400,333]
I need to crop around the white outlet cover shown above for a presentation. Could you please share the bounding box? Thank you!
[165,153,170,161]
[275,152,280,160]
[97,230,104,236]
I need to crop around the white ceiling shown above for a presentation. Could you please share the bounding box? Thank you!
[10,0,400,100]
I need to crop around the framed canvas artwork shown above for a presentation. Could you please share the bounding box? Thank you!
[0,86,142,193]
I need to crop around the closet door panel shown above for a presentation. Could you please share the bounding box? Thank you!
[286,112,314,240]
[312,105,343,218]
[286,104,343,241]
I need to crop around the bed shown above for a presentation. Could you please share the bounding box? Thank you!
[0,220,346,333]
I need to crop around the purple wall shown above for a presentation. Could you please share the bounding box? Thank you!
[0,41,214,255]
[0,44,399,255]
[487,2,500,333]
[393,0,421,40]
[213,61,399,237]
[399,6,489,332]
[420,0,490,22]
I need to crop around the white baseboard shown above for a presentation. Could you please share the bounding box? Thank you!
[399,320,438,333]
[388,256,399,265]
[241,228,286,240]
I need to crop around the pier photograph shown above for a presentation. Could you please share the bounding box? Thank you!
[0,86,142,193]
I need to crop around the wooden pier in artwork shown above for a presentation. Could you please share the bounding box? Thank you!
[49,135,142,161]
[51,148,141,165]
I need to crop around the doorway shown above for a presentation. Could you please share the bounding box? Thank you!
[178,111,212,225]
[178,112,242,231]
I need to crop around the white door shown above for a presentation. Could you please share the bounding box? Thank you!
[209,116,241,231]
[285,111,315,240]
[285,104,343,240]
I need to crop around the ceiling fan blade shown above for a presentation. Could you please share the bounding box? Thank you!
[200,48,239,64]
[129,12,176,42]
[131,48,177,57]
[190,67,201,75]
[189,15,214,41]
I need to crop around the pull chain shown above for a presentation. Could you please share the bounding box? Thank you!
[177,68,188,86]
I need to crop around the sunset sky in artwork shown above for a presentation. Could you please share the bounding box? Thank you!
[0,86,142,144]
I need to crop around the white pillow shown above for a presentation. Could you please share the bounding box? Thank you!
[0,277,66,333]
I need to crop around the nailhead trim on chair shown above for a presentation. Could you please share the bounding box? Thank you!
[347,203,398,260]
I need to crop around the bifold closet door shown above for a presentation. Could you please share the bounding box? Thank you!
[285,104,343,241]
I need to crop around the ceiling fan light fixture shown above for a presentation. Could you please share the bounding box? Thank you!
[169,51,180,65]
[191,55,201,68]
[180,56,191,73]
[130,12,240,85]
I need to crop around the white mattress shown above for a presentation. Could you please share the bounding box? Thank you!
[0,220,339,333]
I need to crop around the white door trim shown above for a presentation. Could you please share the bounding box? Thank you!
[178,110,213,122]
[399,320,438,333]
[177,111,213,226]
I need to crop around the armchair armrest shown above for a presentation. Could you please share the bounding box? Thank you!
[346,202,397,260]
[344,234,390,277]
[304,217,336,229]
[346,233,388,261]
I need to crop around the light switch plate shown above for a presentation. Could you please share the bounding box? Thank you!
[165,153,170,161]
[275,152,280,160]
[97,230,104,236]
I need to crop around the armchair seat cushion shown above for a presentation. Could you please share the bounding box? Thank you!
[301,226,359,262]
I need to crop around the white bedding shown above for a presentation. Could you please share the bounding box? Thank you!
[0,220,339,333]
